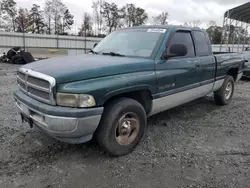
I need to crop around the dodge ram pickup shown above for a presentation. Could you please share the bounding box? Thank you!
[14,25,245,156]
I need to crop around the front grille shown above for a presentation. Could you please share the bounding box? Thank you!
[28,76,50,88]
[28,87,50,100]
[17,68,56,105]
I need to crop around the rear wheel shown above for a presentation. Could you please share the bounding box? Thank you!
[95,98,147,156]
[214,75,235,105]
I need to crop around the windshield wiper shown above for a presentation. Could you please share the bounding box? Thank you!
[102,52,125,57]
[89,49,98,54]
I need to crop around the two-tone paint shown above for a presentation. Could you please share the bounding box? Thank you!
[14,25,245,144]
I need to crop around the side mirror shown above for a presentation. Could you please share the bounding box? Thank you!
[163,44,188,59]
[93,43,98,48]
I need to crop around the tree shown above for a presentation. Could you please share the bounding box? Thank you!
[101,2,122,33]
[78,13,92,36]
[213,27,222,44]
[153,12,168,25]
[44,0,53,34]
[50,0,66,34]
[133,7,148,26]
[121,4,136,27]
[61,9,74,34]
[29,4,45,34]
[206,25,222,44]
[184,20,202,28]
[121,4,148,27]
[1,0,17,31]
[0,0,4,31]
[92,0,104,35]
[44,0,74,35]
[15,8,29,33]
[208,20,216,28]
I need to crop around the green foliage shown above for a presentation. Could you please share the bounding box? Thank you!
[206,26,222,44]
[101,1,123,33]
[15,7,29,32]
[153,12,168,25]
[121,4,148,27]
[1,0,17,31]
[44,0,74,35]
[78,13,93,36]
[29,4,45,34]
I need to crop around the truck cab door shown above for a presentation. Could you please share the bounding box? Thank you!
[192,30,216,88]
[155,30,202,95]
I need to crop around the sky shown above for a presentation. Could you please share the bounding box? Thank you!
[16,0,249,33]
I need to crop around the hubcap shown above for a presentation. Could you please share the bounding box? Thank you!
[115,112,140,146]
[225,82,233,100]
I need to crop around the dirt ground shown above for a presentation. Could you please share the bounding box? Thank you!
[0,63,250,188]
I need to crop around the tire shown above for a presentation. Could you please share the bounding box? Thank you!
[95,98,147,156]
[214,75,235,105]
[12,55,25,64]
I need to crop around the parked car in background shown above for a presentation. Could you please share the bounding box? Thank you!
[14,25,245,156]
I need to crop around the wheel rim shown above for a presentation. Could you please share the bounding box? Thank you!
[115,112,140,146]
[225,82,233,100]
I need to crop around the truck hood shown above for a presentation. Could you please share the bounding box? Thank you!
[22,54,155,84]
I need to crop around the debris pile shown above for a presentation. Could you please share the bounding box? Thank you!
[0,47,35,64]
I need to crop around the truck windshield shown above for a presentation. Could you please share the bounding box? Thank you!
[94,29,165,58]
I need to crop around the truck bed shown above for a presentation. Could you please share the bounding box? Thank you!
[213,52,245,81]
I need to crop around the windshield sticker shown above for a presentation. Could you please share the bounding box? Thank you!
[147,28,166,33]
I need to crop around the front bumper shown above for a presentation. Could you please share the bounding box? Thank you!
[14,90,103,144]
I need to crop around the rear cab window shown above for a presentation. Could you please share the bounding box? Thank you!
[192,31,212,56]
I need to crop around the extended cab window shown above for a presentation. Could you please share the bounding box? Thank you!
[168,31,195,58]
[193,31,211,56]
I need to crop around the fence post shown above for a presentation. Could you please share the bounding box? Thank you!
[23,32,26,50]
[84,28,87,54]
[56,34,59,49]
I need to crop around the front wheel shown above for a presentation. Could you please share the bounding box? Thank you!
[95,98,147,156]
[214,75,235,105]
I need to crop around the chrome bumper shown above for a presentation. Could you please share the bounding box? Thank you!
[15,97,103,144]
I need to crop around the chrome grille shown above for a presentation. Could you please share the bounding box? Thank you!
[17,68,56,105]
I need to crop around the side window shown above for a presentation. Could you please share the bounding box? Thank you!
[193,31,211,56]
[168,31,195,58]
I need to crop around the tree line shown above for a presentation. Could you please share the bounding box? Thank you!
[0,0,74,35]
[79,1,168,37]
[0,0,168,36]
[0,0,248,44]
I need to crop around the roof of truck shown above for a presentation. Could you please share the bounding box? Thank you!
[119,25,202,31]
[224,2,250,24]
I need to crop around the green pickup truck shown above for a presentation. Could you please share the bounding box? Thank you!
[14,25,245,156]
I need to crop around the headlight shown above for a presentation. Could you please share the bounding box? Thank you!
[56,93,96,107]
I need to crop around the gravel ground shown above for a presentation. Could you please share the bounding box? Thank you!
[0,63,250,188]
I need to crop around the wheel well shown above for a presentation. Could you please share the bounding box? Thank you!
[227,68,238,81]
[104,90,152,114]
